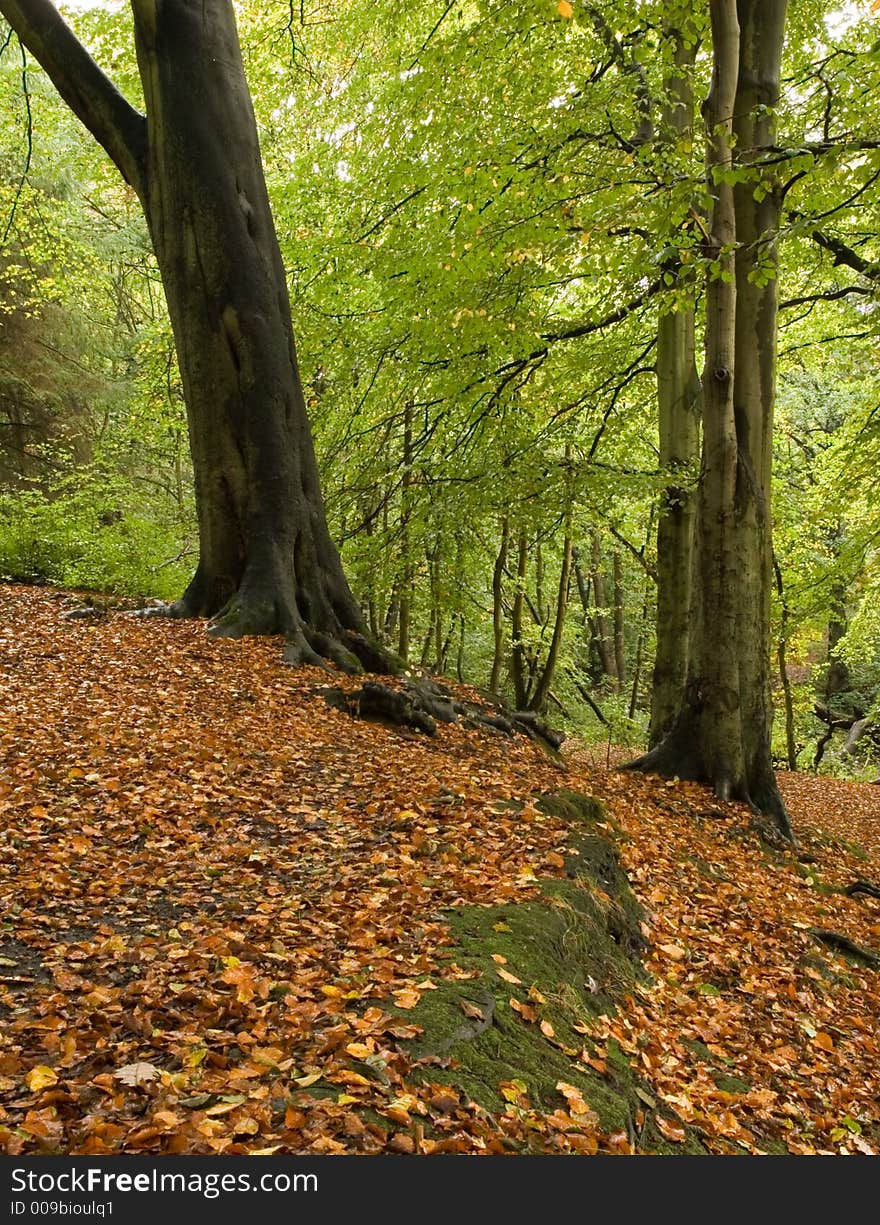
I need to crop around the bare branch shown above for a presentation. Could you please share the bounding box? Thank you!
[779,285,872,310]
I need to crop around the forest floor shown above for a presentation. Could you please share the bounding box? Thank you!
[1,583,879,1156]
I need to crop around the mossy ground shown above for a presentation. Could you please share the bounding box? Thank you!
[388,789,707,1153]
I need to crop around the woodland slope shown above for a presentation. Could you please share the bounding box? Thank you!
[0,586,878,1155]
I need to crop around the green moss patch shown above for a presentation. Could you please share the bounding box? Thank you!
[392,789,706,1153]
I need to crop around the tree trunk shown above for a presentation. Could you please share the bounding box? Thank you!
[630,0,794,841]
[488,517,509,694]
[629,564,653,721]
[773,554,798,771]
[456,613,466,684]
[728,0,791,832]
[590,530,618,687]
[529,528,573,714]
[396,402,414,663]
[510,528,529,709]
[535,542,547,625]
[650,26,701,747]
[1,0,386,669]
[612,550,627,691]
[572,547,603,682]
[824,569,850,701]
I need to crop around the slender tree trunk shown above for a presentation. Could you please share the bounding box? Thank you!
[612,550,627,691]
[434,616,446,673]
[773,554,798,771]
[650,26,701,746]
[629,565,653,720]
[456,614,466,683]
[488,517,509,694]
[590,530,618,686]
[572,548,602,682]
[420,624,433,669]
[397,403,414,662]
[530,528,573,714]
[384,590,399,639]
[825,568,850,701]
[630,0,794,840]
[510,528,529,709]
[438,621,454,675]
[420,543,443,670]
[535,543,547,625]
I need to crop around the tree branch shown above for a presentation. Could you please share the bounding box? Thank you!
[358,186,427,242]
[807,228,880,283]
[543,278,664,345]
[0,0,147,196]
[779,285,872,310]
[609,524,658,581]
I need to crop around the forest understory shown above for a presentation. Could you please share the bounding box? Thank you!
[1,585,879,1156]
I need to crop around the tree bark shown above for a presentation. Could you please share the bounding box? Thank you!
[629,0,794,840]
[2,0,386,668]
[572,547,603,682]
[824,567,850,702]
[629,561,653,720]
[728,0,791,832]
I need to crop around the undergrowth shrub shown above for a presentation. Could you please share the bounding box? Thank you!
[0,470,193,599]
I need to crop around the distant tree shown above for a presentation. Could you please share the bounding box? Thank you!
[0,0,387,669]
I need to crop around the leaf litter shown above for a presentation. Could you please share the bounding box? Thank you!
[1,585,879,1155]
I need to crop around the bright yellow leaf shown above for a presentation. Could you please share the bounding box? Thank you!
[26,1065,58,1092]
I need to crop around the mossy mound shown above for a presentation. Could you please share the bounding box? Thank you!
[395,789,706,1153]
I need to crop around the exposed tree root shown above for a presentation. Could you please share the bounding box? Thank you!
[322,677,565,753]
[624,719,796,844]
[133,579,400,676]
[64,606,106,621]
[844,880,880,900]
[808,928,880,969]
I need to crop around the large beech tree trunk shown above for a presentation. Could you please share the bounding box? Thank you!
[631,0,793,840]
[1,0,384,669]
